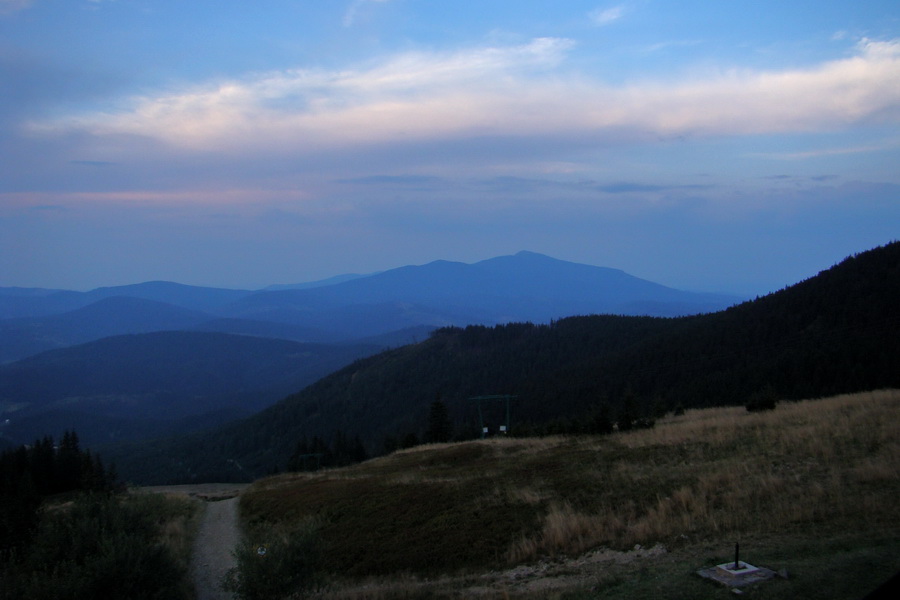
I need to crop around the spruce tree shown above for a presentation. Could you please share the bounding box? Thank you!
[426,396,452,443]
[618,389,638,432]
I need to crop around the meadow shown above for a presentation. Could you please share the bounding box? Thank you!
[237,389,900,598]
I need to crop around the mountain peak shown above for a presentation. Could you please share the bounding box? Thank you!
[513,250,552,259]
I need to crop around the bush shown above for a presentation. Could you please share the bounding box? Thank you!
[0,493,192,600]
[225,519,322,600]
[746,388,778,412]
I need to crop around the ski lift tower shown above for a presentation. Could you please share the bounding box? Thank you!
[470,395,517,438]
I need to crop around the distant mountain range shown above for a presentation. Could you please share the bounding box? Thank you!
[0,251,742,363]
[0,251,748,451]
[104,241,899,484]
[0,331,381,446]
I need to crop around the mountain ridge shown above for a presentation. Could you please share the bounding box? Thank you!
[1,252,744,362]
[107,242,900,484]
[0,330,382,447]
[223,251,742,328]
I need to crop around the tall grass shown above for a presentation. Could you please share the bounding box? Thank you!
[239,390,900,585]
[225,518,323,600]
[508,390,900,562]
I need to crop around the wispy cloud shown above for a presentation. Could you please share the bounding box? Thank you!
[29,38,900,160]
[338,175,445,186]
[31,37,574,149]
[748,139,900,160]
[343,0,391,27]
[589,5,625,26]
[642,39,703,53]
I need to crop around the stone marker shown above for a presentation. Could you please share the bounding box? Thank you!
[696,544,777,588]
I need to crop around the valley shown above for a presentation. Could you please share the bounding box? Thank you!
[6,3,898,597]
[0,250,746,455]
[1,243,899,599]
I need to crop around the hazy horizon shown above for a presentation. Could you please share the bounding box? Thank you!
[2,1,898,296]
[1,249,761,296]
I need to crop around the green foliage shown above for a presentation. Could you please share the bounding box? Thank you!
[426,396,452,443]
[0,430,116,498]
[617,389,638,432]
[746,387,778,412]
[112,241,900,484]
[0,494,192,600]
[287,431,368,472]
[0,431,117,556]
[0,476,40,561]
[400,432,420,449]
[588,402,615,435]
[0,330,381,449]
[225,519,322,600]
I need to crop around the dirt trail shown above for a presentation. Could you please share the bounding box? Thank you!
[191,496,242,600]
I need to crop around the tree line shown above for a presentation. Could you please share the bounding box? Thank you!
[107,241,900,484]
[1,430,118,557]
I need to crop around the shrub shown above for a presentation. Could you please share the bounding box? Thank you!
[225,519,322,600]
[746,388,778,412]
[0,493,192,600]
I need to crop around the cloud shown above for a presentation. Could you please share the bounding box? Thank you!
[343,0,391,27]
[642,40,703,53]
[30,37,574,149]
[337,175,445,186]
[747,137,900,160]
[589,5,625,26]
[594,182,711,194]
[28,37,900,160]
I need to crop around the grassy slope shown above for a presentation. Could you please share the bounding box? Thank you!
[240,390,900,598]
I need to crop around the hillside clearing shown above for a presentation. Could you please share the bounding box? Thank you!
[238,389,900,598]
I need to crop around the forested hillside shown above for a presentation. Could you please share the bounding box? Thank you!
[0,331,380,447]
[1,251,741,364]
[112,242,900,484]
[0,430,117,555]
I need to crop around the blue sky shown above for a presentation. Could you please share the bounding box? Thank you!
[1,0,898,294]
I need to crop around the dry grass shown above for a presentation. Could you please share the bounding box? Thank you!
[241,390,900,586]
[505,389,900,564]
[129,489,206,574]
[156,495,204,570]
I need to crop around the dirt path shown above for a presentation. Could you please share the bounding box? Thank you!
[191,496,242,600]
[136,484,248,599]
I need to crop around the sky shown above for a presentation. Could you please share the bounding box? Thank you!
[1,0,899,295]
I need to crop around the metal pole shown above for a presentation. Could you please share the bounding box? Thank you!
[477,400,485,439]
[505,395,511,434]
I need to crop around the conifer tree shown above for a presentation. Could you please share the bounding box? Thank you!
[426,396,452,443]
[617,389,638,432]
